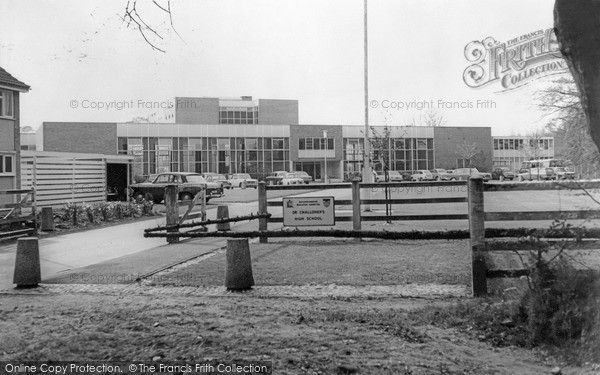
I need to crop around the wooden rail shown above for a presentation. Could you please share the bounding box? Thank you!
[0,189,37,240]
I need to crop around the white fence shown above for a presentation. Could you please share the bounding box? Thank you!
[21,151,110,208]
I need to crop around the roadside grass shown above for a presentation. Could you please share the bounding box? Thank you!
[149,239,471,287]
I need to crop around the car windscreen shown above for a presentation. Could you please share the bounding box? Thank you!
[236,174,251,179]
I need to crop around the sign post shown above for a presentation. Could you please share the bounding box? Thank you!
[282,196,335,227]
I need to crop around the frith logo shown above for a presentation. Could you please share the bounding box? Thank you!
[463,28,568,91]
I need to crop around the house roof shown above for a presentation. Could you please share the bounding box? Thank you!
[0,66,30,92]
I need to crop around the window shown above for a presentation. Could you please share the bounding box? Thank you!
[0,155,14,174]
[0,90,14,118]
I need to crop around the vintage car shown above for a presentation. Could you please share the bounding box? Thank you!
[294,171,313,184]
[344,171,362,182]
[516,167,554,181]
[550,167,576,180]
[410,170,434,181]
[374,170,403,182]
[265,171,289,185]
[491,167,515,181]
[228,173,258,189]
[129,172,223,204]
[203,173,232,189]
[281,173,305,185]
[429,169,450,181]
[451,168,491,182]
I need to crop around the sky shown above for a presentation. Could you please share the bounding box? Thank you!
[0,0,567,135]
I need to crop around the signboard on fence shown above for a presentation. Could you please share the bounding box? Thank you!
[282,196,335,226]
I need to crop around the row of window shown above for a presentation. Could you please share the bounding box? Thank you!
[0,90,14,118]
[493,138,553,151]
[298,138,335,150]
[118,137,288,154]
[219,106,259,124]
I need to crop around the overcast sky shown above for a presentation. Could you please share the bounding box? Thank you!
[0,0,566,135]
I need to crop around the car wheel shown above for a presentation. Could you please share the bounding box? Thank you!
[133,192,145,203]
[450,177,456,181]
[180,193,194,203]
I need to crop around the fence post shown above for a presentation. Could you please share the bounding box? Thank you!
[468,176,487,297]
[13,237,41,288]
[165,184,179,244]
[352,180,361,231]
[258,182,268,243]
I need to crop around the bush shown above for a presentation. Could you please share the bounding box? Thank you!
[513,220,600,363]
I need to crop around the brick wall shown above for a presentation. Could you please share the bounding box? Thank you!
[174,97,219,124]
[258,99,299,125]
[42,122,117,155]
[433,127,493,172]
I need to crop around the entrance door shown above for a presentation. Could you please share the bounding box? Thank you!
[107,163,128,201]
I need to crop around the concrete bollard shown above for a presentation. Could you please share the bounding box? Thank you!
[13,237,41,288]
[225,238,254,291]
[216,205,231,231]
[41,207,54,231]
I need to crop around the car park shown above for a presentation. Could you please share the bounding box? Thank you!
[410,170,434,181]
[129,172,223,204]
[228,173,258,188]
[429,168,450,181]
[492,167,515,181]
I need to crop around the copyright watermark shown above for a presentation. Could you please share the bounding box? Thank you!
[68,98,198,111]
[69,272,206,283]
[369,98,496,110]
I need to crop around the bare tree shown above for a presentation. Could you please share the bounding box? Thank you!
[119,0,181,53]
[456,140,479,168]
[518,131,546,161]
[410,109,446,127]
[536,77,600,176]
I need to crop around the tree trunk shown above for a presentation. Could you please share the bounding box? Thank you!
[555,0,600,152]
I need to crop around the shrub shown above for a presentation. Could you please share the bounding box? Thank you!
[95,202,113,221]
[514,220,600,363]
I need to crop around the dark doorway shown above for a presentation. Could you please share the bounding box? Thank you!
[107,163,128,201]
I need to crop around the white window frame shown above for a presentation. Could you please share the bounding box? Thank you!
[0,90,14,119]
[0,154,15,175]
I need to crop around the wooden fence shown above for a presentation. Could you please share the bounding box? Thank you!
[0,189,36,240]
[21,153,107,208]
[257,179,600,296]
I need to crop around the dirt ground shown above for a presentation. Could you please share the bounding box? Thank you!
[0,289,569,375]
[2,239,599,374]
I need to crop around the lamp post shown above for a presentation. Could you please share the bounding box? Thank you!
[323,130,328,184]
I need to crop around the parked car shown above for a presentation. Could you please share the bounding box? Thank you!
[516,167,554,181]
[491,167,515,181]
[281,173,305,185]
[228,173,258,188]
[204,173,232,189]
[549,167,575,180]
[374,170,404,182]
[265,171,289,185]
[374,171,386,182]
[294,171,313,184]
[344,171,362,182]
[129,172,223,204]
[410,170,434,181]
[452,168,491,181]
[429,168,450,181]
